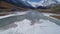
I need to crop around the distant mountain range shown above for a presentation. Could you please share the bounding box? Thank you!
[0,0,60,9]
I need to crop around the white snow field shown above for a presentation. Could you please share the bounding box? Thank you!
[0,10,60,34]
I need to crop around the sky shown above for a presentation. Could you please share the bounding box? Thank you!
[28,0,41,2]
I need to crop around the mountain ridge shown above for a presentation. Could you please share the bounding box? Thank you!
[0,0,60,9]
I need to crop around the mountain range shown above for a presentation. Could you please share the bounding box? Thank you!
[0,0,60,9]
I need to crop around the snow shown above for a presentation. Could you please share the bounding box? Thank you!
[0,19,60,34]
[42,13,60,20]
[42,13,58,17]
[27,0,44,7]
[0,11,60,34]
[0,11,28,19]
[0,14,15,19]
[27,0,60,7]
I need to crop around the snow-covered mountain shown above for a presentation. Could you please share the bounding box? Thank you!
[27,0,60,8]
[1,0,60,9]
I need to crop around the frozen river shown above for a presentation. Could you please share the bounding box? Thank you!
[0,10,60,34]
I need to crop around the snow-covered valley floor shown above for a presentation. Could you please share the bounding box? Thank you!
[0,10,60,34]
[0,19,60,34]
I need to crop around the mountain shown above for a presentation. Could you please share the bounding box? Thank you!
[0,0,60,9]
[0,0,35,9]
[36,6,50,9]
[27,0,60,9]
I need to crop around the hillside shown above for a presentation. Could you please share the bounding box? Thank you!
[0,1,29,12]
[36,4,60,14]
